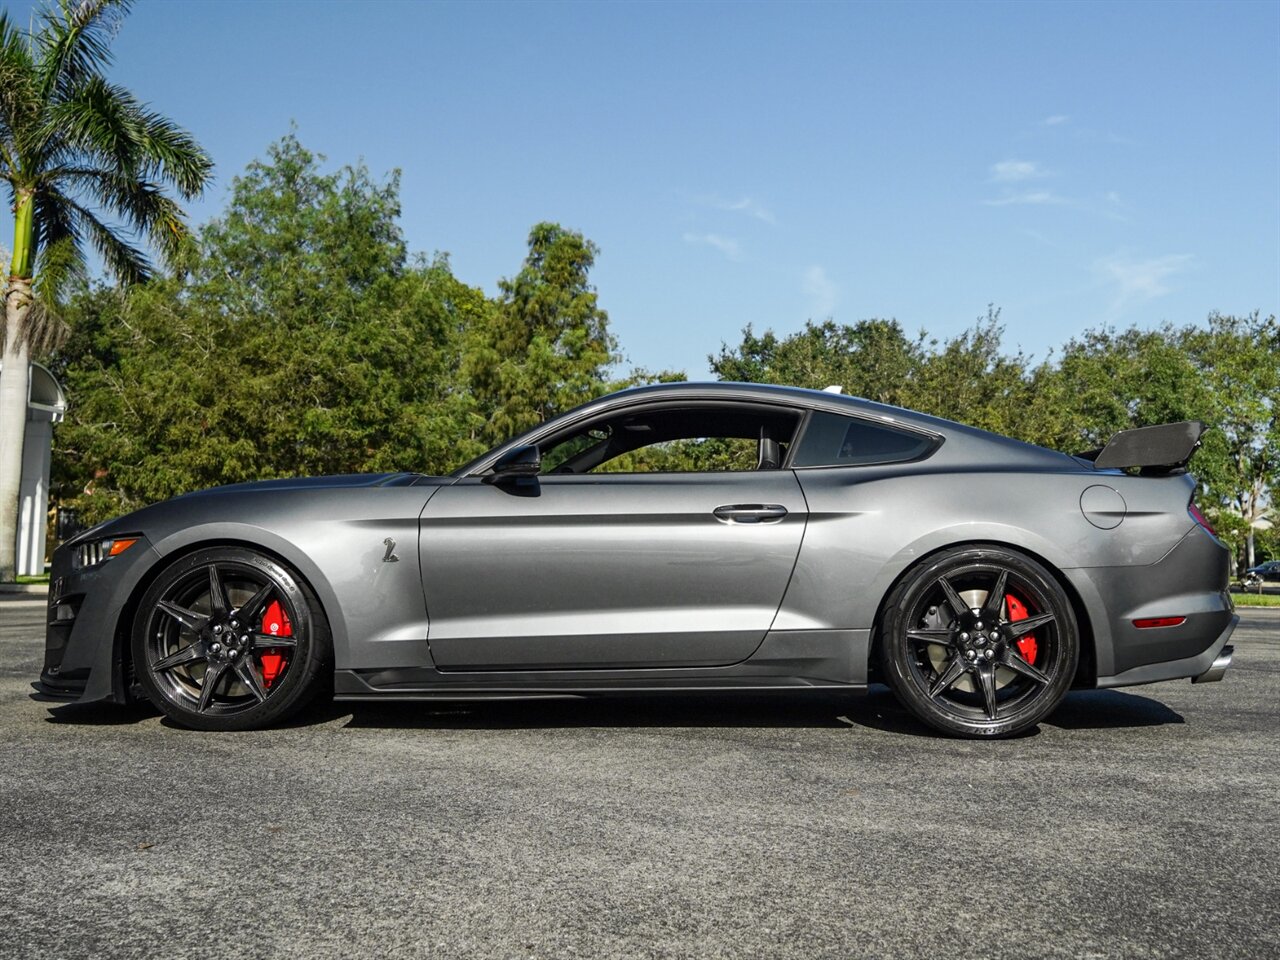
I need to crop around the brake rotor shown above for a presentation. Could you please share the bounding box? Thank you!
[923,588,1030,694]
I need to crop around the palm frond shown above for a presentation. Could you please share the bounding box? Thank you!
[132,107,213,199]
[4,1,205,296]
[40,74,136,172]
[21,299,72,356]
[76,207,150,285]
[35,0,131,101]
[44,184,150,284]
[25,235,81,354]
[33,196,86,295]
[0,12,38,174]
[18,198,83,354]
[50,166,197,266]
[42,77,212,199]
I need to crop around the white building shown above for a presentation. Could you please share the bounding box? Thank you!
[0,362,67,576]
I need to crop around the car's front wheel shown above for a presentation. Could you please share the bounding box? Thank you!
[132,547,331,731]
[879,545,1078,738]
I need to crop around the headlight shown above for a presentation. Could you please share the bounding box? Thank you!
[73,536,139,570]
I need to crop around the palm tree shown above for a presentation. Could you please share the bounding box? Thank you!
[0,0,211,579]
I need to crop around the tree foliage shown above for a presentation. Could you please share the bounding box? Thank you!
[713,310,1279,568]
[464,222,617,443]
[1,0,211,579]
[38,133,1277,575]
[711,309,1046,441]
[51,137,614,522]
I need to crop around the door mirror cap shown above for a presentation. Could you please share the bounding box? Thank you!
[485,444,541,483]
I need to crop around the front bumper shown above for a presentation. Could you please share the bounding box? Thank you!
[32,667,91,701]
[34,536,158,705]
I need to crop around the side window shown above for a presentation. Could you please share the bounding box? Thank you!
[539,405,800,475]
[598,437,759,474]
[542,427,611,473]
[792,411,934,467]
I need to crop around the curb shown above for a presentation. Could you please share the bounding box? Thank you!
[1238,605,1280,617]
[0,583,49,597]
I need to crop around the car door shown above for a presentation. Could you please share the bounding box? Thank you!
[419,469,807,670]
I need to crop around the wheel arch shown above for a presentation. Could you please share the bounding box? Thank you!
[114,529,342,700]
[867,539,1097,688]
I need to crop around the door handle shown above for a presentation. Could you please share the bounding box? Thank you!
[713,504,789,524]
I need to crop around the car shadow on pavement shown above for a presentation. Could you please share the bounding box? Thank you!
[40,685,1182,735]
[335,686,1182,736]
[1044,688,1184,729]
[338,693,869,732]
[43,700,161,725]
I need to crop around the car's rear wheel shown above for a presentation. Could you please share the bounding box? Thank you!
[879,545,1078,738]
[132,547,331,731]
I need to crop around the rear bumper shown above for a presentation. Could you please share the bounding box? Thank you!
[1192,643,1233,684]
[1068,523,1237,685]
[1097,615,1237,689]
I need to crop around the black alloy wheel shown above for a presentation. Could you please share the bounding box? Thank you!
[880,545,1078,738]
[132,547,331,731]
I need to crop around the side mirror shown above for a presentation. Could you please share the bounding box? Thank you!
[484,444,541,484]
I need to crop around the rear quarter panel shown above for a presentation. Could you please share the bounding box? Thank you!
[780,464,1198,658]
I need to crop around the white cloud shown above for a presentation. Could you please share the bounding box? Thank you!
[983,190,1070,207]
[682,232,741,260]
[990,159,1048,182]
[1042,114,1069,126]
[1095,253,1194,306]
[697,194,776,224]
[802,265,838,317]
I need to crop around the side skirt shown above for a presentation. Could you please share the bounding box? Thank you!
[335,627,869,699]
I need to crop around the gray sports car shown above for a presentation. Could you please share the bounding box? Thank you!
[36,382,1237,738]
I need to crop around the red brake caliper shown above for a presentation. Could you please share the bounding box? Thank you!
[1005,593,1038,664]
[259,599,293,689]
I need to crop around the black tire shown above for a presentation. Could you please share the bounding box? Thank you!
[132,546,331,731]
[879,545,1078,739]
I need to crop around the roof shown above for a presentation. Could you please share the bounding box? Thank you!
[456,380,1078,476]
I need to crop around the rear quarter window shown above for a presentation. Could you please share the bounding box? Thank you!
[792,411,935,467]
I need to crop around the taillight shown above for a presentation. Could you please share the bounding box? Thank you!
[1189,499,1216,536]
[1134,617,1187,629]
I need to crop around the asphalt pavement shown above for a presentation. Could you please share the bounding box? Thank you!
[1,598,1277,960]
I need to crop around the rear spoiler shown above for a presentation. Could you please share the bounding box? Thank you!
[1076,421,1206,475]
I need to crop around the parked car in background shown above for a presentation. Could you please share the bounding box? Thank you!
[1241,560,1280,589]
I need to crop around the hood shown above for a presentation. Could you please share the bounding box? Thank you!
[62,473,453,550]
[175,472,444,498]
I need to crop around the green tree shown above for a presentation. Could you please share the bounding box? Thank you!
[711,311,1043,438]
[709,310,1275,572]
[908,312,1040,438]
[463,222,617,444]
[1047,326,1207,447]
[711,318,924,404]
[1013,314,1277,570]
[51,140,631,522]
[52,137,476,521]
[1181,312,1279,569]
[0,0,211,578]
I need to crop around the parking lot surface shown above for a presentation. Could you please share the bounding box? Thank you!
[2,600,1277,959]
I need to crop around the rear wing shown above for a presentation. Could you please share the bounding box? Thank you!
[1076,421,1206,475]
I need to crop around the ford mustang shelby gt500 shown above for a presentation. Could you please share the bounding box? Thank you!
[36,382,1236,738]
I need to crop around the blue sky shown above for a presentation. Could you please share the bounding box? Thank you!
[5,0,1278,376]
